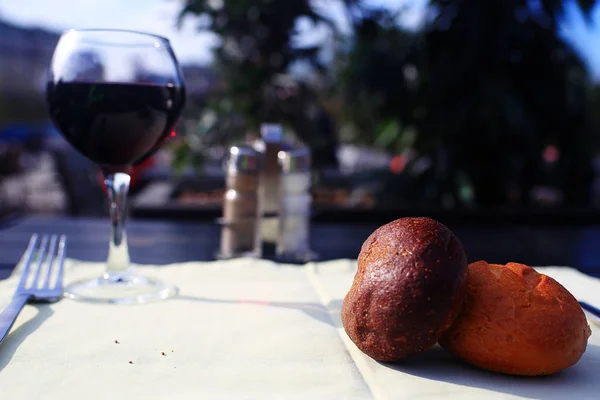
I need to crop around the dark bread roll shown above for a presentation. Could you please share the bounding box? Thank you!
[341,217,468,361]
[439,261,592,376]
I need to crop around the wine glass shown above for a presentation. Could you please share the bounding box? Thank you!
[46,29,186,304]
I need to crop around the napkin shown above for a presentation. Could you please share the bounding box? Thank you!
[307,260,600,400]
[0,259,599,400]
[0,259,370,400]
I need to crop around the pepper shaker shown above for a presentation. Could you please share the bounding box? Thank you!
[217,145,261,259]
[257,123,283,246]
[276,147,315,262]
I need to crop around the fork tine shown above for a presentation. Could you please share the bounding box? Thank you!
[41,235,58,289]
[53,235,67,291]
[16,234,39,291]
[30,235,49,289]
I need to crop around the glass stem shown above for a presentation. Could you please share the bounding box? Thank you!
[104,172,131,280]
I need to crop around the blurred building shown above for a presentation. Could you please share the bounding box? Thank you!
[0,19,218,97]
[0,20,60,95]
[181,64,220,101]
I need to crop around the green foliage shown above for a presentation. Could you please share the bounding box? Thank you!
[178,0,600,208]
[414,0,597,206]
[335,0,598,207]
[179,0,339,167]
[0,92,47,125]
[333,8,419,154]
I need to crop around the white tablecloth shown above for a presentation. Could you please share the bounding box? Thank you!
[0,258,599,400]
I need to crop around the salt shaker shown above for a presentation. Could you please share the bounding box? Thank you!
[276,148,314,262]
[217,145,261,259]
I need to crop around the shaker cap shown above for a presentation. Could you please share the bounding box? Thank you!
[278,148,311,173]
[260,123,283,143]
[226,145,260,173]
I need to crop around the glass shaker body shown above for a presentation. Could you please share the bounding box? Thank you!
[218,146,261,259]
[276,148,314,262]
[256,123,282,245]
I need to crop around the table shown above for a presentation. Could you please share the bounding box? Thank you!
[1,258,599,399]
[0,217,373,273]
[2,217,600,279]
[2,217,600,399]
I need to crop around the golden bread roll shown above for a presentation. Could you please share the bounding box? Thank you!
[439,261,591,376]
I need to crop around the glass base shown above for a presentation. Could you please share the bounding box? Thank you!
[64,274,178,304]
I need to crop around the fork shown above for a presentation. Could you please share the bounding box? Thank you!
[0,234,67,346]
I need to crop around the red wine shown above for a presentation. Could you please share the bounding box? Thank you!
[47,81,185,168]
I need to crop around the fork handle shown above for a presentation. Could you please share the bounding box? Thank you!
[0,293,30,346]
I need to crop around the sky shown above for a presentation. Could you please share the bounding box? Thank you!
[1,0,600,78]
[0,0,429,65]
[560,0,600,79]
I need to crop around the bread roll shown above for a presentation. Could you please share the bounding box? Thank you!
[342,217,468,361]
[439,261,591,376]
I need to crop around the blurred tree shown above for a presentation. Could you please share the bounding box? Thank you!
[179,0,599,209]
[590,83,600,137]
[0,93,47,125]
[336,0,598,208]
[334,7,418,151]
[179,0,339,168]
[414,0,598,207]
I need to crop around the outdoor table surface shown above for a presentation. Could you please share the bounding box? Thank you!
[1,216,600,279]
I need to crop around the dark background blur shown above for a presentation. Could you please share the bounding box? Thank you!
[4,0,600,224]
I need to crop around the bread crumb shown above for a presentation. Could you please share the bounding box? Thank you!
[114,340,120,344]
